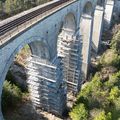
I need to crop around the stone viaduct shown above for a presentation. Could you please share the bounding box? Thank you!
[0,0,117,119]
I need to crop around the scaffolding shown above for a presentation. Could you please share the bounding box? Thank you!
[26,55,66,116]
[57,30,82,93]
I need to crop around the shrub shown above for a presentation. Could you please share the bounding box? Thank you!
[93,111,112,120]
[99,49,120,70]
[111,30,120,53]
[111,97,120,120]
[2,80,22,113]
[77,74,104,109]
[100,49,120,67]
[107,71,120,89]
[70,70,120,120]
[69,103,88,120]
[109,86,120,101]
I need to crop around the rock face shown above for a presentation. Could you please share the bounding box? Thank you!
[10,63,28,91]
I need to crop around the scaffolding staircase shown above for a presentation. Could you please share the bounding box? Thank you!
[26,55,66,116]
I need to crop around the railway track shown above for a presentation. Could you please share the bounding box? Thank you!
[0,0,70,37]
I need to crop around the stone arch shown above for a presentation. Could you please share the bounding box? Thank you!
[83,1,93,16]
[0,36,50,120]
[57,12,76,57]
[58,12,76,38]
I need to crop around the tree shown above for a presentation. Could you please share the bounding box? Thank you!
[111,30,120,53]
[109,86,120,101]
[69,104,88,120]
[94,111,112,120]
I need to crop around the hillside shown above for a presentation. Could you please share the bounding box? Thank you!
[69,23,120,120]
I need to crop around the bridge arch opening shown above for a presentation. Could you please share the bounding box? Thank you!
[0,39,51,120]
[83,1,93,16]
[57,12,76,57]
[97,0,105,7]
[62,13,76,32]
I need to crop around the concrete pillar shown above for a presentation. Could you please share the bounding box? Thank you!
[80,14,93,80]
[104,0,114,30]
[92,6,104,53]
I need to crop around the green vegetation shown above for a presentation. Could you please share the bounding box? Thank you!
[70,104,88,120]
[111,30,120,54]
[0,0,52,19]
[70,30,120,120]
[93,111,112,120]
[2,45,31,114]
[15,44,31,67]
[99,49,120,70]
[2,80,22,113]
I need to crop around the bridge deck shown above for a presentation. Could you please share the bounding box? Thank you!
[0,0,76,48]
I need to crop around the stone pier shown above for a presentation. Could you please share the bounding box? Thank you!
[92,6,104,53]
[104,0,114,30]
[80,14,93,79]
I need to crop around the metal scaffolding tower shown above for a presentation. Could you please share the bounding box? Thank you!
[57,29,82,93]
[26,55,66,116]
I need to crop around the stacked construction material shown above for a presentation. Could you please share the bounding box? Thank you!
[57,30,82,93]
[26,55,66,116]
